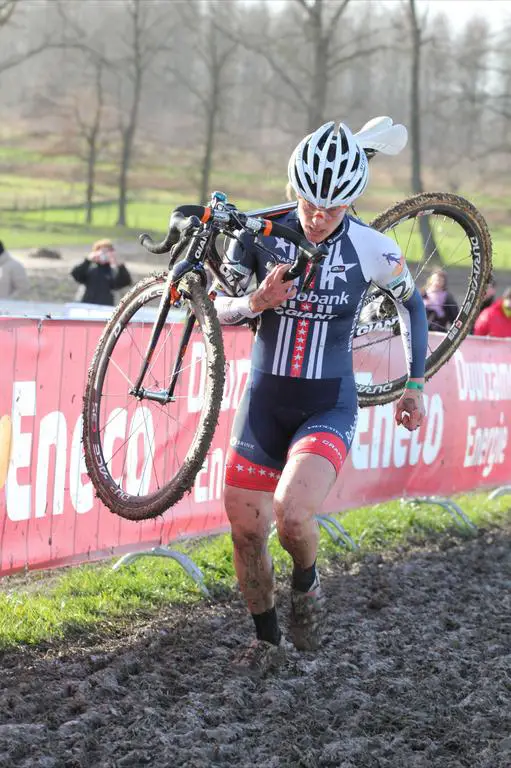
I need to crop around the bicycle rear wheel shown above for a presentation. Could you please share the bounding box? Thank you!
[354,192,492,407]
[83,271,225,520]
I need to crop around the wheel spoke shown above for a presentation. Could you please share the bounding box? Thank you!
[84,273,225,516]
[356,196,490,406]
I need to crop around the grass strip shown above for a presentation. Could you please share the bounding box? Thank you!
[0,492,509,649]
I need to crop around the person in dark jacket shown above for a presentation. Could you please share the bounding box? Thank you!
[71,239,132,305]
[421,268,459,332]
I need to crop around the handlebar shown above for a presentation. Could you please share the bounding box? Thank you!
[140,206,207,254]
[139,204,327,281]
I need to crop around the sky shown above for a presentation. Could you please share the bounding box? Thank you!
[255,1,511,32]
[379,0,511,31]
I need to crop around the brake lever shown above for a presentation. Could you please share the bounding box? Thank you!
[283,242,328,282]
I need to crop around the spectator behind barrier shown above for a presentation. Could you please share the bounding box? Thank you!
[421,268,459,332]
[469,274,496,334]
[478,274,497,314]
[473,286,511,338]
[71,239,132,306]
[0,240,29,300]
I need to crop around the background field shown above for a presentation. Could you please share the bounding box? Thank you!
[1,133,511,270]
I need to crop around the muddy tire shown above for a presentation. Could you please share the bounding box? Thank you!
[82,272,225,520]
[355,192,492,407]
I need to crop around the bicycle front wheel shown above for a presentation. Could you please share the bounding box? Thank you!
[354,192,492,407]
[83,271,225,520]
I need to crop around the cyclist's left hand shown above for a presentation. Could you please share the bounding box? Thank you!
[395,391,425,431]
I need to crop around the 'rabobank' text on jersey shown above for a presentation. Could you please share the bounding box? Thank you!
[216,209,427,379]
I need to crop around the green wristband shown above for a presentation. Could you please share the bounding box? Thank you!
[405,381,424,391]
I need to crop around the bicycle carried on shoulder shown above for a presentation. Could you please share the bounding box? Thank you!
[82,120,492,521]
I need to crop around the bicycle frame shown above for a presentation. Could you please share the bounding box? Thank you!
[129,195,348,402]
[129,216,254,403]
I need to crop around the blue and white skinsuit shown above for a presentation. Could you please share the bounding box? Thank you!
[214,209,428,492]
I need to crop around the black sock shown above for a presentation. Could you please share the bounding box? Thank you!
[251,607,282,645]
[292,561,317,592]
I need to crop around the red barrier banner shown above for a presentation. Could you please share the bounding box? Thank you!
[0,317,510,575]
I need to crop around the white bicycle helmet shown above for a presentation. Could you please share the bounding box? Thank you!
[288,121,369,208]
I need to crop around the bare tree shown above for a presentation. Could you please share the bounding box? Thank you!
[76,59,108,224]
[168,2,237,203]
[25,2,117,223]
[115,0,144,226]
[113,0,174,226]
[0,0,56,76]
[459,24,511,181]
[408,0,438,262]
[226,0,386,134]
[408,0,424,195]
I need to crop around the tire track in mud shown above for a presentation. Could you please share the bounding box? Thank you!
[0,525,510,768]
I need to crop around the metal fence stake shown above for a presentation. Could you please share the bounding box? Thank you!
[488,485,511,500]
[317,515,358,550]
[112,546,210,596]
[404,496,477,533]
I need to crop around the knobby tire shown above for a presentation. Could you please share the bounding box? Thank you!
[82,272,225,520]
[359,192,492,407]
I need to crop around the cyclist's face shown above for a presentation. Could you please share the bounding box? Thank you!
[297,197,347,243]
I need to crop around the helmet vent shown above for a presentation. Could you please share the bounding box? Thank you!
[321,168,332,198]
[305,171,316,193]
[317,126,330,151]
[327,141,337,163]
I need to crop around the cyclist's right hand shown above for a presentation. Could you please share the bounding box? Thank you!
[248,264,297,313]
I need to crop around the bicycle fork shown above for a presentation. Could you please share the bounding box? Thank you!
[130,276,196,405]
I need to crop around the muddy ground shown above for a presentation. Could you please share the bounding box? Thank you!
[0,525,510,768]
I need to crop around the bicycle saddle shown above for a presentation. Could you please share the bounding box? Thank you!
[355,116,408,156]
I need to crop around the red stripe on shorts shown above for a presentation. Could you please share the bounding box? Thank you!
[224,448,281,492]
[288,431,347,474]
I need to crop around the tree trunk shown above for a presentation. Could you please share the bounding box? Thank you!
[116,70,141,227]
[200,102,217,205]
[409,0,439,264]
[85,132,97,225]
[116,1,143,228]
[307,0,328,131]
[117,128,131,227]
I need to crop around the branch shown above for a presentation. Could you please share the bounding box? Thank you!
[486,103,511,120]
[224,29,304,104]
[0,41,52,75]
[329,0,350,33]
[0,0,16,27]
[162,66,208,108]
[217,41,238,70]
[72,99,89,138]
[326,24,390,65]
[329,44,388,73]
[294,0,314,19]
